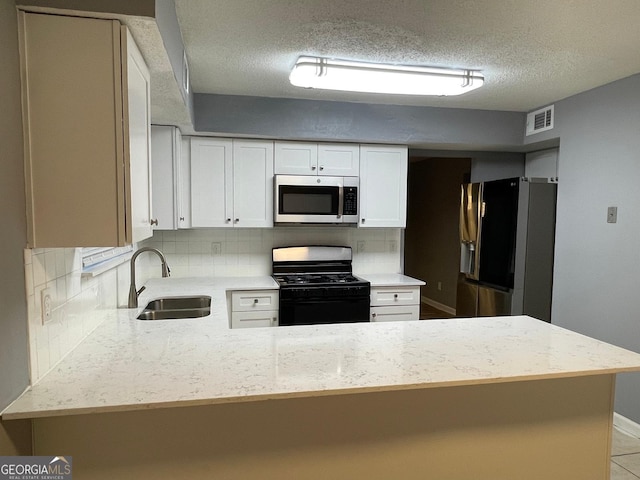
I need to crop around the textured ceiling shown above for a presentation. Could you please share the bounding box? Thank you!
[174,0,640,112]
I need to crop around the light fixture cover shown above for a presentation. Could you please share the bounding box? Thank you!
[289,56,484,96]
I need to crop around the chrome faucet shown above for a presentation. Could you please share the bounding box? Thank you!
[128,247,170,308]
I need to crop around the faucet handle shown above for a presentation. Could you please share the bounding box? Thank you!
[137,286,146,296]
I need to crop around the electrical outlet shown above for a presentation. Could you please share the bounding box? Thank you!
[389,240,397,253]
[437,282,442,291]
[41,287,52,324]
[607,206,617,224]
[212,242,222,255]
[357,241,366,253]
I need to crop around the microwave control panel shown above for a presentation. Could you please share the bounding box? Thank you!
[343,187,358,216]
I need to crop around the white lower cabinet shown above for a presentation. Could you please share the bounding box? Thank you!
[370,286,420,322]
[230,290,279,328]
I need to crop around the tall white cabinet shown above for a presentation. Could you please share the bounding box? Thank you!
[359,145,408,228]
[18,11,152,247]
[190,138,274,228]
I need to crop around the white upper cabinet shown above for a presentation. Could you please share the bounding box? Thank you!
[359,145,408,228]
[318,144,360,176]
[190,138,233,228]
[274,141,318,175]
[232,140,274,227]
[190,138,274,228]
[18,12,152,247]
[124,28,153,243]
[275,141,359,176]
[178,136,192,229]
[151,126,181,230]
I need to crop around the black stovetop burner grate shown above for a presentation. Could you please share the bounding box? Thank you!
[273,273,363,286]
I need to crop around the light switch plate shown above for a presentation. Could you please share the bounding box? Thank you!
[607,206,618,224]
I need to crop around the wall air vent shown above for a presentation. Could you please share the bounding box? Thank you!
[526,105,554,136]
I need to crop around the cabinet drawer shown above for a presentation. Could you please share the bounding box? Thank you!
[370,286,420,306]
[231,290,278,311]
[370,305,419,322]
[231,310,279,328]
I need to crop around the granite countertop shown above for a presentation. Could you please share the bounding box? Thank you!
[3,276,640,420]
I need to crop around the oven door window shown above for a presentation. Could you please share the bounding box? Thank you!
[279,185,339,215]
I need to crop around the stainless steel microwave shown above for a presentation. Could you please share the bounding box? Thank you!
[274,175,359,225]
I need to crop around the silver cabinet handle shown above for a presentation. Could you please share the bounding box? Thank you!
[372,313,377,318]
[253,298,259,304]
[311,165,317,170]
[150,219,158,226]
[394,294,399,299]
[235,218,239,223]
[319,166,324,171]
[361,218,366,224]
[179,216,185,221]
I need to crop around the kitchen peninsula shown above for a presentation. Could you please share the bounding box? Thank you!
[4,277,640,480]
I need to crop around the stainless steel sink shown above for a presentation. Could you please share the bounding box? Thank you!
[137,296,211,320]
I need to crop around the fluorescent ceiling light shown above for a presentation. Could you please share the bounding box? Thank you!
[289,56,484,96]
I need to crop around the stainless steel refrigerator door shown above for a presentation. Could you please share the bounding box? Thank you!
[456,275,478,317]
[477,285,513,317]
[459,183,482,280]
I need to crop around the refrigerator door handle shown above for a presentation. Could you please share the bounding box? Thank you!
[460,241,476,275]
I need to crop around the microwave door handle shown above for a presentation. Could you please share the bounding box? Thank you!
[338,186,344,219]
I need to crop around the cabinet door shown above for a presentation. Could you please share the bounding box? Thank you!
[190,138,233,227]
[370,305,419,322]
[19,13,126,247]
[318,143,360,176]
[123,27,153,243]
[274,141,318,175]
[151,125,179,230]
[370,286,420,306]
[232,140,274,227]
[359,145,408,228]
[178,136,192,229]
[231,311,279,328]
[231,290,279,311]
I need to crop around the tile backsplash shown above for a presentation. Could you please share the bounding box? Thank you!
[23,248,124,382]
[138,227,402,280]
[24,227,402,383]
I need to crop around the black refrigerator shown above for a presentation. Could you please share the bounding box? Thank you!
[456,177,557,321]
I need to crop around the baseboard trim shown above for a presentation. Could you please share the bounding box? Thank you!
[614,412,640,438]
[421,296,456,316]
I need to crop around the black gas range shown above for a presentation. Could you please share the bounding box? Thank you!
[272,246,370,326]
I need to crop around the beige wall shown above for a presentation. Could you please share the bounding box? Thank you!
[405,157,471,309]
[0,0,32,454]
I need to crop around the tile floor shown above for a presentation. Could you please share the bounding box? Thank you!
[612,427,640,479]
